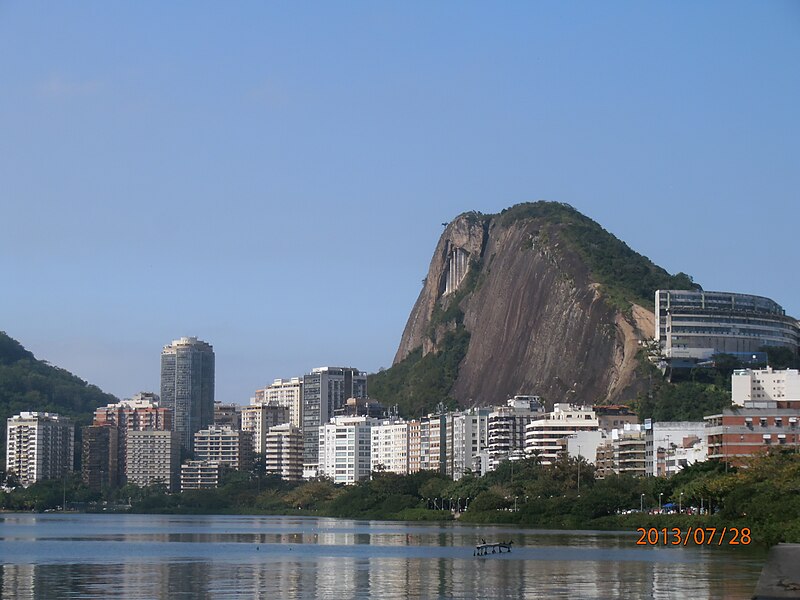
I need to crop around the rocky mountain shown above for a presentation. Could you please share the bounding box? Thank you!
[370,202,696,414]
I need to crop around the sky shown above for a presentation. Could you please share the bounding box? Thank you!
[2,2,799,405]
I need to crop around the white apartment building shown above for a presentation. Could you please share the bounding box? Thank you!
[241,403,289,455]
[732,367,800,406]
[254,378,303,428]
[193,425,252,470]
[564,429,608,466]
[644,420,707,476]
[265,423,303,481]
[488,396,544,470]
[452,408,490,479]
[318,416,374,484]
[181,460,221,491]
[371,419,409,475]
[6,412,74,487]
[525,404,600,465]
[126,430,180,492]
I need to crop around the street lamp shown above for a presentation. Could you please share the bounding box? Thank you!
[679,492,684,513]
[640,493,645,513]
[659,492,663,513]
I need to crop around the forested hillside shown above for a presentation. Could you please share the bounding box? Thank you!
[0,331,118,468]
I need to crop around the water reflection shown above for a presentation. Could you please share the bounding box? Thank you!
[0,514,765,599]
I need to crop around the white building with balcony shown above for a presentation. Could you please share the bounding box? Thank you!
[318,416,375,484]
[525,404,600,465]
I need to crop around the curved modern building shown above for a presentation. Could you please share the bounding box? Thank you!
[655,290,800,361]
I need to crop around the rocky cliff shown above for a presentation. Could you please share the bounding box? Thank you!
[377,202,693,411]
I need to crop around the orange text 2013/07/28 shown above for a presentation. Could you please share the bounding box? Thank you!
[635,527,751,546]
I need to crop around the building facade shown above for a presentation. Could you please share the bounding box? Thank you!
[317,416,374,484]
[180,460,221,491]
[81,424,119,490]
[241,403,289,455]
[264,423,303,481]
[371,419,409,475]
[732,367,800,406]
[525,404,600,465]
[160,337,215,453]
[655,290,799,361]
[126,430,180,492]
[302,367,367,472]
[705,407,800,462]
[452,408,490,479]
[644,420,707,476]
[254,378,303,428]
[487,396,544,470]
[213,402,242,429]
[6,412,74,487]
[93,395,172,484]
[193,425,253,471]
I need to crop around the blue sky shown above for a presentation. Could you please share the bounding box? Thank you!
[2,2,798,404]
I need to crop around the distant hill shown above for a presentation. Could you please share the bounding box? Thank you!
[0,331,118,469]
[370,201,699,417]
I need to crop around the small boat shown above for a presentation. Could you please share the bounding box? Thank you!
[474,539,513,556]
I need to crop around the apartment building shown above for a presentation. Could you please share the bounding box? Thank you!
[525,403,598,465]
[488,396,544,470]
[371,419,409,475]
[254,378,303,428]
[6,412,74,487]
[126,430,180,492]
[318,415,374,484]
[264,423,303,481]
[193,425,253,471]
[241,403,289,455]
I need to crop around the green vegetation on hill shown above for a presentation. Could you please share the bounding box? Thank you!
[369,327,468,418]
[0,331,118,469]
[500,202,697,310]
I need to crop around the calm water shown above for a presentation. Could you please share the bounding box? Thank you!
[0,513,766,599]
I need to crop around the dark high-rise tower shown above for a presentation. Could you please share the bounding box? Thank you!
[160,337,215,453]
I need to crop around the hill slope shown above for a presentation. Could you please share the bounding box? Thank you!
[371,202,696,415]
[0,331,118,468]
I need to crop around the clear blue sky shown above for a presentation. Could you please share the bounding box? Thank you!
[2,2,798,404]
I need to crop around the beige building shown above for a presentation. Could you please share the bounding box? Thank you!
[254,378,303,428]
[6,412,74,487]
[194,425,253,471]
[371,420,409,475]
[732,367,800,406]
[264,423,303,481]
[525,404,600,465]
[126,430,180,492]
[241,403,289,455]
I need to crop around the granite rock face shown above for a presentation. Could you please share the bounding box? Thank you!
[393,205,654,407]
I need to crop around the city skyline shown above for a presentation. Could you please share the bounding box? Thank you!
[2,3,799,404]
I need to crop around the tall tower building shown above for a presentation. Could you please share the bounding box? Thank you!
[160,337,215,454]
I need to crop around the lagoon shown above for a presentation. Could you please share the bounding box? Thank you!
[0,513,766,599]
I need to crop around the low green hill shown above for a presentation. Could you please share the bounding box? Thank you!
[0,331,118,470]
